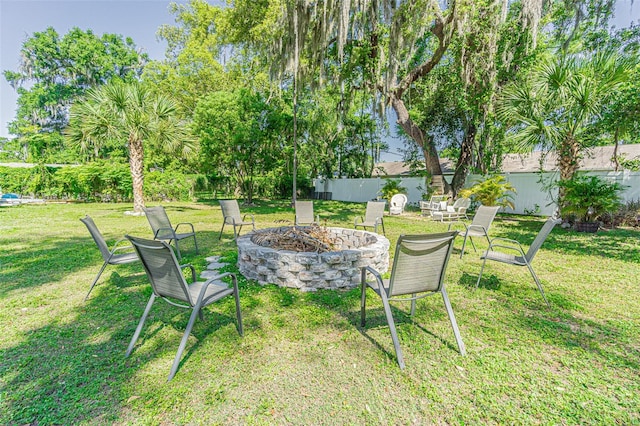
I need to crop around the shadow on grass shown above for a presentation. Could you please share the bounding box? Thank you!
[0,269,243,424]
[492,216,640,264]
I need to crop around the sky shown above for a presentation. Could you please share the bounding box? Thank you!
[0,0,639,162]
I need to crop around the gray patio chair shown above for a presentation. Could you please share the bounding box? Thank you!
[80,215,139,301]
[449,205,500,258]
[354,201,386,235]
[432,197,471,222]
[125,235,243,381]
[295,200,320,226]
[360,231,465,369]
[219,199,256,240]
[143,206,198,260]
[476,217,561,306]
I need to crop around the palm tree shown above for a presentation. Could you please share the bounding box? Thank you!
[498,51,632,202]
[67,81,192,213]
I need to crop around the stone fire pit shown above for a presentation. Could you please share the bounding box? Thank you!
[237,226,389,292]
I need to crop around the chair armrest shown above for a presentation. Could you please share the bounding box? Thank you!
[242,214,255,223]
[110,238,135,254]
[354,216,364,226]
[180,264,197,283]
[467,224,488,234]
[447,221,468,232]
[197,272,238,304]
[174,222,195,233]
[153,227,175,239]
[361,266,388,296]
[487,237,526,256]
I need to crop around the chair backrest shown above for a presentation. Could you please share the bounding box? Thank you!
[471,205,500,230]
[295,200,315,223]
[80,215,111,261]
[365,201,386,223]
[448,197,470,213]
[219,199,242,224]
[525,217,561,262]
[390,193,407,208]
[388,231,458,297]
[144,206,173,238]
[126,235,193,305]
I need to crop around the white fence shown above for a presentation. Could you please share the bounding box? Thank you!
[314,171,640,216]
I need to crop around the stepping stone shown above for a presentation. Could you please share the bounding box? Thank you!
[200,270,225,280]
[205,255,222,263]
[207,262,228,270]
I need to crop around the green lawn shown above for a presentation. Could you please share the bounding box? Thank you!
[1,200,638,425]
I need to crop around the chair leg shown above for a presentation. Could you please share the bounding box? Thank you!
[441,287,466,356]
[526,262,550,307]
[173,238,182,261]
[233,283,244,336]
[193,234,199,255]
[459,235,468,259]
[476,256,489,289]
[168,302,201,381]
[379,290,405,369]
[219,222,226,240]
[126,294,156,357]
[360,272,367,327]
[410,296,417,316]
[85,261,109,301]
[468,236,477,253]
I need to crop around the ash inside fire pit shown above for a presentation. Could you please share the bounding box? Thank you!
[237,226,389,291]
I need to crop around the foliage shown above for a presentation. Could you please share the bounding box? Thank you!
[143,0,230,115]
[498,50,633,188]
[616,154,640,172]
[600,198,640,228]
[193,88,287,204]
[557,174,625,223]
[66,81,194,212]
[3,27,147,160]
[379,179,407,204]
[459,175,516,209]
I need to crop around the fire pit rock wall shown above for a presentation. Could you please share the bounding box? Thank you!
[237,226,389,292]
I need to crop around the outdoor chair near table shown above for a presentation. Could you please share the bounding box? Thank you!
[125,235,243,381]
[419,194,448,217]
[354,200,386,235]
[389,193,408,215]
[360,231,466,369]
[432,197,471,222]
[449,205,500,259]
[143,206,198,260]
[80,215,139,301]
[218,199,256,240]
[295,200,320,226]
[476,217,561,306]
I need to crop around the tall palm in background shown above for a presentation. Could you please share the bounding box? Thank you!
[67,81,192,213]
[498,51,632,204]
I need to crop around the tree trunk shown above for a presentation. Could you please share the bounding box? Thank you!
[451,121,476,196]
[129,136,145,213]
[391,96,451,194]
[557,136,581,209]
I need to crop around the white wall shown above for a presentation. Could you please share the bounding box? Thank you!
[315,171,640,216]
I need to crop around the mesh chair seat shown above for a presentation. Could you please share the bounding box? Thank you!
[476,217,561,306]
[143,206,198,260]
[126,235,243,381]
[354,201,386,235]
[482,250,526,266]
[219,199,256,240]
[360,231,465,369]
[80,215,139,301]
